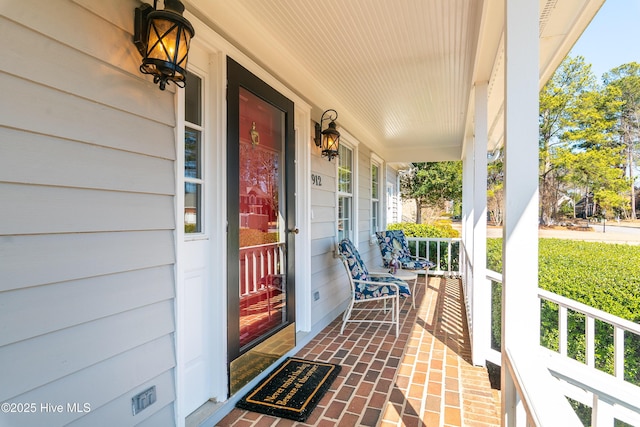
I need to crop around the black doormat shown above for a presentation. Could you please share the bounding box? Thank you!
[236,357,341,421]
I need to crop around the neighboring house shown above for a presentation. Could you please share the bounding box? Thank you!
[0,1,606,427]
[575,193,596,219]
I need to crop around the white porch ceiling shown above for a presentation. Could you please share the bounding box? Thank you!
[186,0,604,163]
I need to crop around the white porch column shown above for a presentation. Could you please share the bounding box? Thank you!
[472,83,489,366]
[462,136,474,284]
[502,0,539,424]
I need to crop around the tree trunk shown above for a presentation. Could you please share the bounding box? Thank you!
[630,144,637,219]
[415,198,422,224]
[539,153,553,225]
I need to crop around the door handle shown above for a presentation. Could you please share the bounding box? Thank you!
[289,228,300,234]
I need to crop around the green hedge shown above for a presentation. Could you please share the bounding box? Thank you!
[387,222,460,270]
[387,221,460,238]
[487,238,640,387]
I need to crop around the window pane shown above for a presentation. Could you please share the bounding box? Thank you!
[338,196,351,241]
[372,164,379,198]
[185,182,201,233]
[185,128,201,179]
[338,145,352,194]
[372,201,379,231]
[185,74,202,125]
[184,72,203,235]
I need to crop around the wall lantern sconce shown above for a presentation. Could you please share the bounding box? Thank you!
[314,109,340,161]
[134,0,195,90]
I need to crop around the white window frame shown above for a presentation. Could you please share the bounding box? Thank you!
[183,70,206,238]
[370,154,383,233]
[386,182,395,225]
[336,130,359,244]
[337,144,353,242]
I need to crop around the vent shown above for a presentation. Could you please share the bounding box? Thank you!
[132,386,156,415]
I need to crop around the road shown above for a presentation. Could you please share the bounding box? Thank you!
[602,224,640,235]
[485,223,640,244]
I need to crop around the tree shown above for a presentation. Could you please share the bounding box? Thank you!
[539,56,596,224]
[559,80,623,218]
[565,84,621,150]
[400,161,462,223]
[558,147,630,218]
[603,63,640,218]
[487,158,504,225]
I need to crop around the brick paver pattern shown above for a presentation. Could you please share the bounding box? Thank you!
[218,276,501,426]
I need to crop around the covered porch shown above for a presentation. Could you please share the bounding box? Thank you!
[214,233,640,426]
[174,1,640,424]
[218,274,501,427]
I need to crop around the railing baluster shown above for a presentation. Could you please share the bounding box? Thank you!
[592,395,615,427]
[614,326,625,379]
[252,251,257,292]
[586,316,595,368]
[278,245,284,274]
[274,245,277,274]
[260,248,269,284]
[239,252,244,296]
[559,305,568,357]
[243,251,249,295]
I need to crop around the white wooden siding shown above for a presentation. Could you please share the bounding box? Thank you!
[1,14,174,127]
[310,144,346,326]
[135,404,176,427]
[0,72,174,159]
[1,184,175,235]
[309,136,387,326]
[0,266,175,347]
[0,337,174,426]
[66,371,176,427]
[0,231,175,291]
[0,128,174,194]
[0,301,174,402]
[0,0,177,425]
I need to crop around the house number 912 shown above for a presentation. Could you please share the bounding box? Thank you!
[311,174,322,187]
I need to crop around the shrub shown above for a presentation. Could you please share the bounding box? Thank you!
[239,228,278,247]
[387,221,460,238]
[487,238,640,386]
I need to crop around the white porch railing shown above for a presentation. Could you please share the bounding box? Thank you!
[407,237,462,277]
[406,237,640,426]
[238,242,285,296]
[486,269,640,426]
[502,346,584,426]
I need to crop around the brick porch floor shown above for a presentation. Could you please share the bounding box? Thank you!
[218,276,501,427]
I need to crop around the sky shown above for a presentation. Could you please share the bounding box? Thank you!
[569,0,640,81]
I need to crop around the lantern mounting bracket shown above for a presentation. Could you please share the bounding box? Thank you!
[314,109,341,161]
[133,3,154,57]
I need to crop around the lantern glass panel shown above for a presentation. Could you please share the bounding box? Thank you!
[176,28,191,66]
[147,19,179,62]
[324,134,338,152]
